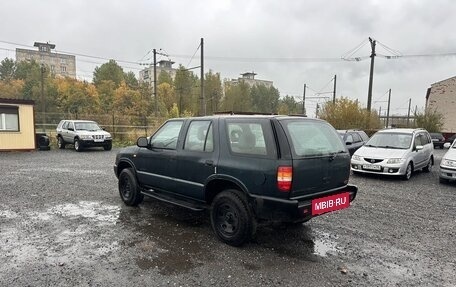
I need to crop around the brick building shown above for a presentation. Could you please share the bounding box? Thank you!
[16,42,76,79]
[426,76,456,133]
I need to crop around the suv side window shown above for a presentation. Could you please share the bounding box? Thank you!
[62,121,68,130]
[67,122,74,130]
[184,121,213,152]
[150,120,183,150]
[227,122,268,156]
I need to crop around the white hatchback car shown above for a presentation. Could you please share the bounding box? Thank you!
[351,128,434,180]
[439,140,456,183]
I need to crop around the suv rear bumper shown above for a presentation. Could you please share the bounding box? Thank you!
[250,185,357,223]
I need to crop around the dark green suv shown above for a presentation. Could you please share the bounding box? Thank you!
[114,115,357,246]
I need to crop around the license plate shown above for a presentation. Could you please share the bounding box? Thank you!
[94,139,104,142]
[362,164,381,170]
[312,192,350,215]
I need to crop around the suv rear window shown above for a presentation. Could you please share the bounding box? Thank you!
[281,120,345,157]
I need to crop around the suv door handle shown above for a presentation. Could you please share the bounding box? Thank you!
[205,160,214,166]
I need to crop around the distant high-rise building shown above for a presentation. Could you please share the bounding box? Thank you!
[16,42,76,79]
[139,60,177,89]
[228,72,273,88]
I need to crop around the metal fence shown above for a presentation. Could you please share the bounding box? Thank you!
[35,112,166,143]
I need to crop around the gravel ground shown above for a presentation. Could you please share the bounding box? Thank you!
[0,147,455,286]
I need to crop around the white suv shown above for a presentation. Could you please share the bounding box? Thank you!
[56,120,112,152]
[350,128,434,180]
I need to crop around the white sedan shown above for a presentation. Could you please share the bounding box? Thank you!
[439,140,456,183]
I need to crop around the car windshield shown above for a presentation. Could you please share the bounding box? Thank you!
[75,122,102,131]
[365,132,412,149]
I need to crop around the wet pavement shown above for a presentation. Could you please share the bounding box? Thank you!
[0,148,455,286]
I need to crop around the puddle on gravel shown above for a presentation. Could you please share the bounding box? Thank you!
[33,201,121,226]
[311,231,340,257]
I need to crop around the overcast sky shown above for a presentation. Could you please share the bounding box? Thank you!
[1,0,456,117]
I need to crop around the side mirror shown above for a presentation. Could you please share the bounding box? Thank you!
[68,127,74,131]
[415,145,424,151]
[137,137,149,148]
[345,142,352,146]
[444,142,451,149]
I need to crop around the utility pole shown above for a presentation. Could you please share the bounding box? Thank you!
[302,84,306,115]
[407,98,412,127]
[40,64,46,132]
[200,38,205,116]
[333,74,337,104]
[367,37,376,112]
[386,89,391,128]
[153,49,157,117]
[316,104,320,118]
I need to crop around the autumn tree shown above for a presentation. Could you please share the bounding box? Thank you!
[319,97,381,130]
[415,109,444,132]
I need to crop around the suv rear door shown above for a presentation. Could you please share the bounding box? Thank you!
[279,119,350,198]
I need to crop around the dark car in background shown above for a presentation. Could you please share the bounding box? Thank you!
[430,133,445,149]
[444,134,456,146]
[338,130,369,156]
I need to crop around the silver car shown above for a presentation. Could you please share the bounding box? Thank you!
[56,120,112,152]
[439,140,456,183]
[350,128,434,180]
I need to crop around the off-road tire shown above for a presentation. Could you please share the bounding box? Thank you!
[210,189,256,247]
[74,139,83,152]
[104,143,112,151]
[118,168,144,206]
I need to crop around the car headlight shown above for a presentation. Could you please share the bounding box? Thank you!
[441,159,456,168]
[105,134,112,139]
[387,158,405,164]
[80,135,92,140]
[352,155,362,161]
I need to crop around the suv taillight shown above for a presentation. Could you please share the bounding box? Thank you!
[277,166,292,192]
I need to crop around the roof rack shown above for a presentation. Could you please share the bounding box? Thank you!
[213,111,278,115]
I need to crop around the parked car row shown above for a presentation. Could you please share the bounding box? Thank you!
[55,120,112,152]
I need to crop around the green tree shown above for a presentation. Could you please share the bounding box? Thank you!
[221,81,251,112]
[278,95,300,115]
[174,65,196,115]
[415,109,444,132]
[0,58,16,81]
[93,59,124,88]
[124,71,138,89]
[158,70,173,85]
[204,70,223,114]
[250,84,280,113]
[96,80,116,114]
[319,97,381,130]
